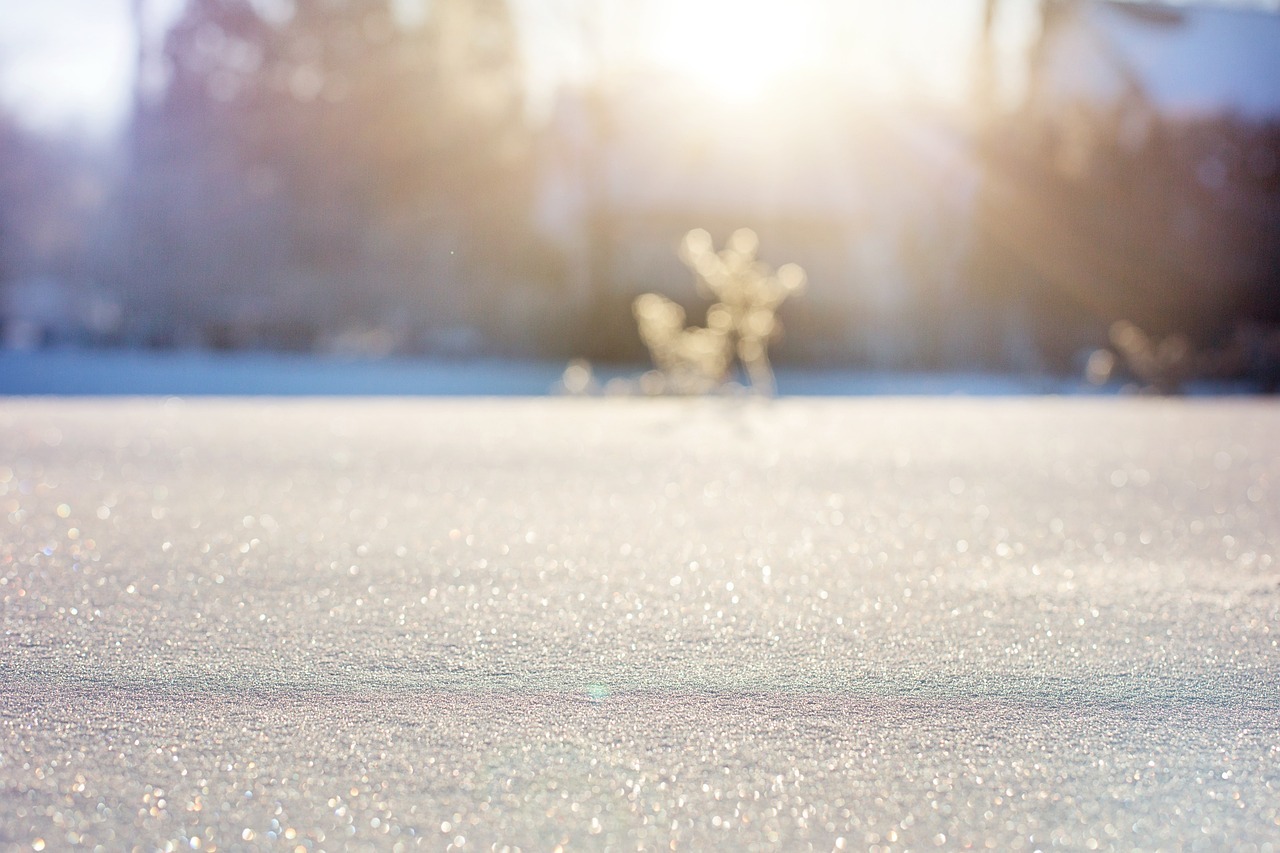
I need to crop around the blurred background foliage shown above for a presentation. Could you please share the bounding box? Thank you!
[115,0,538,353]
[1,0,1278,385]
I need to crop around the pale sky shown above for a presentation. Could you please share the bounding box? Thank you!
[0,0,185,135]
[0,0,1003,137]
[6,0,1280,137]
[0,0,133,134]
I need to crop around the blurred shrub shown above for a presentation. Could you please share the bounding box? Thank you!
[632,228,805,395]
[1092,319,1280,393]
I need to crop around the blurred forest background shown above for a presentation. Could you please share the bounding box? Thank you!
[1,0,1278,381]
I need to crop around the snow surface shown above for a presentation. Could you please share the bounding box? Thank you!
[0,349,1114,397]
[0,350,574,397]
[2,398,1278,850]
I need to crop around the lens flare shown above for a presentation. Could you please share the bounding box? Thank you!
[645,0,824,103]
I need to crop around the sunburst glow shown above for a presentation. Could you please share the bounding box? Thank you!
[644,0,827,103]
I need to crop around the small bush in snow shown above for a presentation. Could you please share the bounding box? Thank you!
[633,228,805,395]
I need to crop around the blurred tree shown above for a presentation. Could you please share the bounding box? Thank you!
[0,105,104,311]
[969,0,1280,374]
[533,0,643,359]
[0,107,26,287]
[111,0,534,350]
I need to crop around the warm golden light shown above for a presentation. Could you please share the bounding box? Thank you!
[644,0,826,103]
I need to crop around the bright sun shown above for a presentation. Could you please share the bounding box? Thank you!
[644,0,826,103]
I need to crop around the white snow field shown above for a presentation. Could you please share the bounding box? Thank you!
[1,398,1277,851]
[0,349,1088,397]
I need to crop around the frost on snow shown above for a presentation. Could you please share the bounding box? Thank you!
[1,398,1278,850]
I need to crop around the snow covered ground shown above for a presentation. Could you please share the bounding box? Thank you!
[0,348,1107,397]
[2,397,1278,849]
